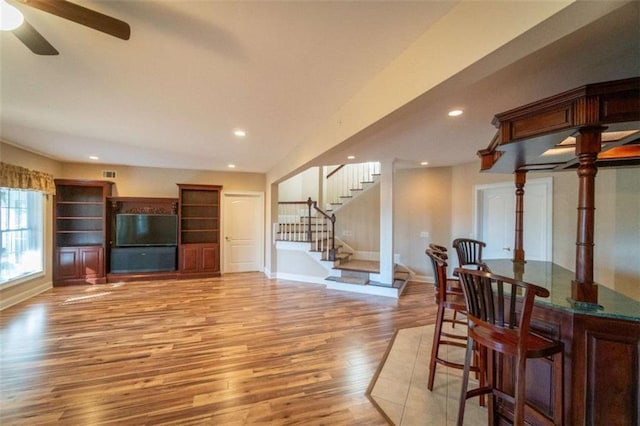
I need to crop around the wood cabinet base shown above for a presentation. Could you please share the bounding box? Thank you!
[54,246,106,286]
[499,304,640,425]
[179,244,220,275]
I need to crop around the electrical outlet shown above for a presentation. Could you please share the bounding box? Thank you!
[420,231,430,238]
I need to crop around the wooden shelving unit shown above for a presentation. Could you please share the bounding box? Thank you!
[53,179,113,285]
[177,184,222,277]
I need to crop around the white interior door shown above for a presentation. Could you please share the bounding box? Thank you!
[475,178,552,261]
[522,182,551,261]
[479,186,514,259]
[223,192,264,273]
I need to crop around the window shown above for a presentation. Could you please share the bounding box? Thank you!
[0,188,44,284]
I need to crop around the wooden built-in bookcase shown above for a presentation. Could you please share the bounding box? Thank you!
[53,180,223,284]
[178,184,222,277]
[53,179,113,286]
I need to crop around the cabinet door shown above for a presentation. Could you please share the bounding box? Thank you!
[79,247,104,278]
[201,245,219,273]
[55,247,104,281]
[55,248,81,280]
[180,246,200,273]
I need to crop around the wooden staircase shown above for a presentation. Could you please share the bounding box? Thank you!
[325,259,410,297]
[276,161,410,297]
[324,162,380,213]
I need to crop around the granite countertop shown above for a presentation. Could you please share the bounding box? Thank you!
[483,259,640,322]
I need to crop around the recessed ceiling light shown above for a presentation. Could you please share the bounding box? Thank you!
[228,164,236,168]
[89,156,99,160]
[0,1,24,31]
[233,129,246,137]
[448,109,463,117]
[421,161,429,166]
[541,147,575,157]
[347,155,355,160]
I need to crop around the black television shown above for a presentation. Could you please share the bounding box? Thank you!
[115,214,178,247]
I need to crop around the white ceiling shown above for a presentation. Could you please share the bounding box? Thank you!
[2,1,639,179]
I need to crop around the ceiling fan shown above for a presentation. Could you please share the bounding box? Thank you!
[1,0,130,55]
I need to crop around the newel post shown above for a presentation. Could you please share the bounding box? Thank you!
[513,170,527,264]
[571,126,605,304]
[306,197,313,242]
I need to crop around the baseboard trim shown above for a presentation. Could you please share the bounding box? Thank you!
[1,280,52,311]
[275,272,328,286]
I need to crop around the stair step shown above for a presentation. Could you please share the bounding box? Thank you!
[366,280,393,288]
[321,252,350,261]
[334,259,379,274]
[336,276,369,285]
[340,269,369,280]
[394,270,410,279]
[367,271,410,289]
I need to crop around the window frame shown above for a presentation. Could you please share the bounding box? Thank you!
[0,187,46,287]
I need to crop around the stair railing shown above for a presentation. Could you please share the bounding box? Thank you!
[277,198,337,261]
[277,200,314,242]
[324,161,381,210]
[312,200,336,261]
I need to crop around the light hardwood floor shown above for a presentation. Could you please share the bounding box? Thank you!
[1,273,436,425]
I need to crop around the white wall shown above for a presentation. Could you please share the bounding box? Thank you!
[278,167,320,202]
[335,184,380,254]
[276,248,328,282]
[394,167,452,279]
[60,162,265,197]
[610,167,639,299]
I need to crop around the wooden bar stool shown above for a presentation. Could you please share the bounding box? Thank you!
[429,243,464,330]
[453,238,488,270]
[426,249,482,392]
[455,268,564,426]
[428,242,449,254]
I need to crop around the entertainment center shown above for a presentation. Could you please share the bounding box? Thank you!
[52,180,222,285]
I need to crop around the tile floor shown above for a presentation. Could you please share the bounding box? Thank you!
[368,324,487,425]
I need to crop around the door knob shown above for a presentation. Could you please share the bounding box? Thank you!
[225,236,230,241]
[503,247,511,251]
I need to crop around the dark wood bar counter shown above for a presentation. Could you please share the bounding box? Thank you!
[474,78,639,425]
[485,259,640,426]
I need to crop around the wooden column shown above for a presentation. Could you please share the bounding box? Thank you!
[513,170,526,263]
[571,126,605,303]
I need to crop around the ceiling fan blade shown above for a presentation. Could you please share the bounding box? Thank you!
[13,19,59,55]
[18,0,130,40]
